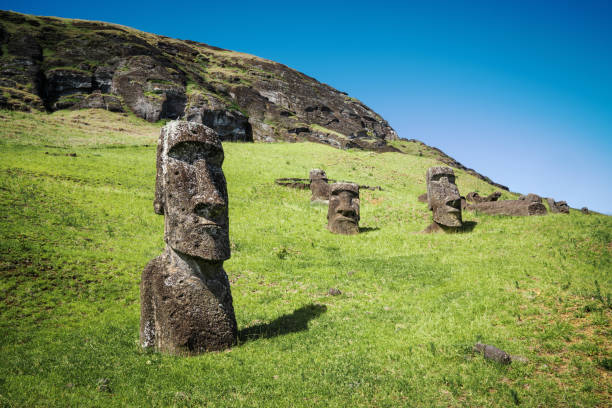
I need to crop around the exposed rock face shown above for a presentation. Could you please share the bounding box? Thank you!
[581,207,590,215]
[547,198,570,214]
[309,169,330,202]
[141,120,237,354]
[426,167,462,231]
[0,10,396,148]
[328,182,360,235]
[0,10,514,190]
[466,200,547,216]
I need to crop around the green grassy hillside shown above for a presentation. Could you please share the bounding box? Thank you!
[0,110,610,407]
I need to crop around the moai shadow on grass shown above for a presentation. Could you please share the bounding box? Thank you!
[309,169,330,203]
[327,182,360,235]
[423,166,463,233]
[140,120,237,355]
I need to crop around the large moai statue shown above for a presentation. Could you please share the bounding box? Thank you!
[310,169,330,202]
[327,182,360,234]
[425,166,463,233]
[140,121,237,355]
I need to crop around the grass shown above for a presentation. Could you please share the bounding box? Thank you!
[0,109,610,407]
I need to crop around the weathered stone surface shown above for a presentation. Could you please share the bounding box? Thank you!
[546,198,570,214]
[111,56,186,122]
[141,249,237,354]
[485,191,502,202]
[466,191,502,203]
[45,68,92,109]
[0,10,397,151]
[466,192,481,203]
[466,200,547,216]
[74,91,123,112]
[274,178,310,189]
[581,207,590,215]
[327,182,360,235]
[473,343,511,365]
[141,120,237,354]
[309,169,330,202]
[426,167,462,229]
[518,193,542,203]
[185,92,252,142]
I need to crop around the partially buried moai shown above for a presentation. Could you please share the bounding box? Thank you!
[327,182,360,234]
[140,120,237,355]
[425,166,463,233]
[310,169,330,202]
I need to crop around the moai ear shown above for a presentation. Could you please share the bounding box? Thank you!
[153,131,165,215]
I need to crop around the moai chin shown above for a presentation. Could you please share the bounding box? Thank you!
[310,169,330,202]
[327,182,360,234]
[425,166,463,232]
[140,120,237,355]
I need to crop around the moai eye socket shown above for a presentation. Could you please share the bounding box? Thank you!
[168,141,224,166]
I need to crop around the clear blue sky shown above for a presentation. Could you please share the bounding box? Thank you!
[3,0,612,213]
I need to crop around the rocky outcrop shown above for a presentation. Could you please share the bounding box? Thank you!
[0,10,508,190]
[0,10,396,147]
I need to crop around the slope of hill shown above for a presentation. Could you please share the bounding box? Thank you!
[0,10,511,190]
[0,109,610,407]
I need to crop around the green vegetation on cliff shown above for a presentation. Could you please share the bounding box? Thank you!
[0,110,610,407]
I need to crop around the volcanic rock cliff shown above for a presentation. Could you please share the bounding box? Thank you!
[0,10,508,189]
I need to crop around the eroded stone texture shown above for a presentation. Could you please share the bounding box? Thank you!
[141,120,237,354]
[327,182,360,234]
[309,169,330,202]
[518,193,542,203]
[426,167,462,230]
[466,200,547,216]
[547,198,570,214]
[466,191,501,203]
[473,343,511,365]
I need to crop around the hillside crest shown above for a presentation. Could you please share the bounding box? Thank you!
[0,10,507,189]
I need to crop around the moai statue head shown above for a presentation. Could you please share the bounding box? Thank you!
[426,166,462,228]
[154,121,230,260]
[310,168,330,202]
[327,182,360,234]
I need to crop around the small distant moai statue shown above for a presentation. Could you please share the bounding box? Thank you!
[310,169,330,202]
[424,166,463,233]
[327,182,360,234]
[546,198,570,214]
[140,121,237,355]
